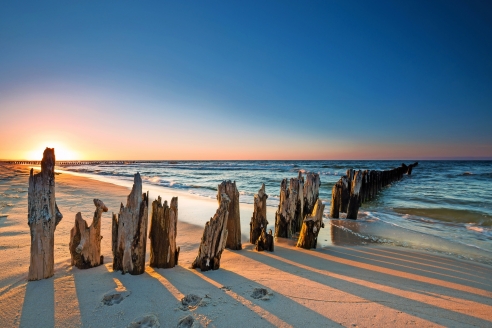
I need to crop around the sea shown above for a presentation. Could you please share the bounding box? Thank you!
[57,160,492,265]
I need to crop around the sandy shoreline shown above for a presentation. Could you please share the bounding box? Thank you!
[1,164,492,327]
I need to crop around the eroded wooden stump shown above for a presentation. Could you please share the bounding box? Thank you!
[218,181,241,250]
[297,199,325,249]
[149,196,179,268]
[192,193,230,271]
[303,172,320,216]
[28,148,63,280]
[255,229,274,252]
[112,173,149,275]
[250,183,268,244]
[69,199,108,269]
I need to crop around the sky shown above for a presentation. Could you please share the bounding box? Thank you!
[1,0,491,160]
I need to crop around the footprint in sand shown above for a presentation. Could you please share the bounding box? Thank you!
[127,314,160,328]
[102,289,131,306]
[177,315,194,328]
[180,294,204,310]
[251,287,273,300]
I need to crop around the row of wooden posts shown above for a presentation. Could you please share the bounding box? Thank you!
[329,162,418,219]
[27,148,326,280]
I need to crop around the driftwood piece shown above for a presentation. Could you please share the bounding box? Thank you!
[275,172,304,238]
[303,173,320,216]
[346,170,362,220]
[297,199,325,249]
[192,193,230,271]
[27,148,63,280]
[218,181,241,250]
[112,173,149,275]
[250,184,268,244]
[69,199,108,269]
[149,196,179,268]
[255,229,274,252]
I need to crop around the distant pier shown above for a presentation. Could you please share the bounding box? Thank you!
[0,160,139,166]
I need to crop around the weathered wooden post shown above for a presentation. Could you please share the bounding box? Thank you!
[149,196,179,269]
[303,172,320,217]
[69,199,107,269]
[112,173,149,275]
[297,199,325,249]
[329,180,341,218]
[192,194,230,271]
[274,173,304,238]
[250,184,268,244]
[218,181,241,250]
[346,170,362,220]
[27,148,63,280]
[339,175,350,213]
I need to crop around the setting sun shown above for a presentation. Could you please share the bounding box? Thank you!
[25,142,79,161]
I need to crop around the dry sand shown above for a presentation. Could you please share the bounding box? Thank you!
[0,164,491,327]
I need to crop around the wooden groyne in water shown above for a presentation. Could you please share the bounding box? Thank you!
[330,162,418,220]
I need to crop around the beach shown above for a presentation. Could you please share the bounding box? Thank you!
[1,164,492,327]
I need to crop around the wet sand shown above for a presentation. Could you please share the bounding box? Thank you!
[0,164,491,327]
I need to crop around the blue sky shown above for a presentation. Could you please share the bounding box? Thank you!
[1,1,491,159]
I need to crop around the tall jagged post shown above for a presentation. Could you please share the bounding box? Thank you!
[329,181,341,218]
[192,193,230,271]
[149,196,179,268]
[69,199,107,269]
[275,172,304,238]
[250,184,268,244]
[218,181,241,250]
[112,173,149,275]
[303,172,320,218]
[28,148,63,280]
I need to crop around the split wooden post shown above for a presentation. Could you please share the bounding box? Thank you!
[149,196,179,269]
[192,193,230,271]
[274,172,304,238]
[27,148,63,280]
[303,172,320,218]
[69,199,107,269]
[250,184,268,244]
[346,170,362,220]
[112,173,149,275]
[218,181,241,250]
[297,199,325,249]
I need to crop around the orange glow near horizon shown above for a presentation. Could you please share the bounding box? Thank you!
[25,142,80,161]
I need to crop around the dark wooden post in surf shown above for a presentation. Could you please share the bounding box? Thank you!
[346,170,362,220]
[192,193,230,271]
[297,199,325,249]
[112,173,149,275]
[330,180,342,219]
[339,174,351,213]
[149,196,179,269]
[250,184,268,244]
[69,199,107,269]
[255,229,274,252]
[275,172,304,238]
[218,180,241,250]
[27,148,63,280]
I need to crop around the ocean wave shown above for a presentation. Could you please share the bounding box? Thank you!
[394,207,492,227]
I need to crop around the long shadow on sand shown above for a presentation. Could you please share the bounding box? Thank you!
[19,278,55,327]
[156,264,338,327]
[236,245,492,327]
